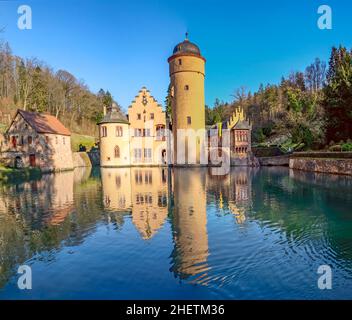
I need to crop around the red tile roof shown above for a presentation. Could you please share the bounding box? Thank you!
[17,110,71,136]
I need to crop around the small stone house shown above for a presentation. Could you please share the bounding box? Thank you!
[1,109,73,172]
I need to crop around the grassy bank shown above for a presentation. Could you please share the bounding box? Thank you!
[71,133,96,152]
[0,165,42,183]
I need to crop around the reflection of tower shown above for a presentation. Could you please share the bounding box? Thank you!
[170,168,209,281]
[101,168,132,212]
[131,168,168,239]
[168,34,206,164]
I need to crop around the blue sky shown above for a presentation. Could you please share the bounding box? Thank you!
[0,0,351,111]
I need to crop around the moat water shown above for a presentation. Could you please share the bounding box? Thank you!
[0,166,351,299]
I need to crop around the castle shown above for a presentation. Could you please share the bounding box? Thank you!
[99,35,254,167]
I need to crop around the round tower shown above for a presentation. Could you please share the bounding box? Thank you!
[98,102,131,167]
[168,34,206,165]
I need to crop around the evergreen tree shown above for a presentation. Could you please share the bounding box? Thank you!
[324,46,352,142]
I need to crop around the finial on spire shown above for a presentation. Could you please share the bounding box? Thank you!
[185,31,189,40]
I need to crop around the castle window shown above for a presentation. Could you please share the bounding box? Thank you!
[134,148,142,161]
[145,170,152,183]
[137,113,141,120]
[55,136,58,144]
[184,85,189,91]
[135,170,143,184]
[114,146,120,158]
[116,126,123,137]
[101,126,107,137]
[28,136,33,145]
[144,148,152,160]
[115,176,121,188]
[178,59,182,65]
[150,113,154,120]
[187,116,192,125]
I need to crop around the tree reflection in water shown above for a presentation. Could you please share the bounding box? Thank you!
[0,166,352,298]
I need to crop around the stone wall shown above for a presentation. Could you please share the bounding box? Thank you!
[289,158,352,176]
[259,155,290,166]
[72,152,92,168]
[72,151,100,168]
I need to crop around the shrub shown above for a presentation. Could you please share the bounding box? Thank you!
[292,124,314,149]
[342,143,352,151]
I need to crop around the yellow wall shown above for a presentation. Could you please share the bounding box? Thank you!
[128,88,167,165]
[99,122,131,167]
[169,55,206,164]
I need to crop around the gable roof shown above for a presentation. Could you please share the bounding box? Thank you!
[10,110,71,136]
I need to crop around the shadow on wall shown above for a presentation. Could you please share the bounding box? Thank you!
[72,150,100,168]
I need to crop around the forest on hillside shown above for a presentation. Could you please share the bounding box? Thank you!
[0,39,114,136]
[203,46,352,151]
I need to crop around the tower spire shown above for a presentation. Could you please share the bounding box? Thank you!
[185,31,189,40]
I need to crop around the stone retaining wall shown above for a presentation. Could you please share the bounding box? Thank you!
[72,151,100,168]
[289,158,352,176]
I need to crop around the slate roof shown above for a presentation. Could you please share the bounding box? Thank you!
[98,103,129,125]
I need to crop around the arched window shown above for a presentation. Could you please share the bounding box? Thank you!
[114,145,120,158]
[116,126,123,137]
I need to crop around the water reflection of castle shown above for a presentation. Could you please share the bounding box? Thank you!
[101,167,169,239]
[206,168,253,224]
[0,167,254,286]
[101,167,254,281]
